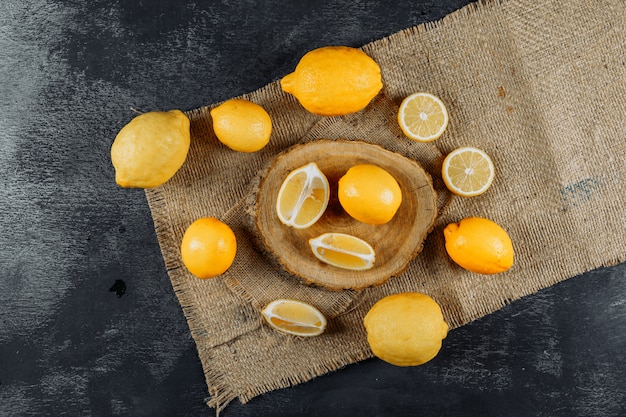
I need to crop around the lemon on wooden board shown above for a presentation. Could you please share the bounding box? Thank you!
[364,292,449,367]
[111,110,190,188]
[338,164,402,225]
[280,46,383,116]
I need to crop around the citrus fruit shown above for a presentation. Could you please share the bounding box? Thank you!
[442,147,495,197]
[338,164,402,225]
[397,92,449,142]
[276,162,330,229]
[443,216,514,274]
[280,46,383,116]
[309,232,375,271]
[210,99,272,152]
[363,292,449,367]
[111,109,190,188]
[180,217,237,279]
[261,299,327,337]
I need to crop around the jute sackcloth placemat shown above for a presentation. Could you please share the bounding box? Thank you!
[144,0,626,411]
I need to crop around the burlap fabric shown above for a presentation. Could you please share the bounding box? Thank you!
[145,0,626,411]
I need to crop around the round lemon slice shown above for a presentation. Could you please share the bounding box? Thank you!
[261,299,327,337]
[398,92,449,142]
[276,162,330,229]
[442,147,495,197]
[309,232,375,271]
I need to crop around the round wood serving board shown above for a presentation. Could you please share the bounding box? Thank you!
[249,139,438,291]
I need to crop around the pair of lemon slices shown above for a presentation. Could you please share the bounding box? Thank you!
[398,92,495,198]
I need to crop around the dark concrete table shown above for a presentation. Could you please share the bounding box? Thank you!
[1,1,625,416]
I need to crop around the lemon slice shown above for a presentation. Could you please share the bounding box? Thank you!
[397,92,449,142]
[442,147,495,197]
[309,232,375,271]
[261,299,327,337]
[276,162,330,229]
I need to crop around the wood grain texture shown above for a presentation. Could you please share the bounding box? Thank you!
[1,0,624,416]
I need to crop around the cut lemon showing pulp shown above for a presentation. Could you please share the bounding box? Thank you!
[276,162,330,229]
[261,299,327,337]
[309,232,375,271]
[398,92,449,142]
[442,147,495,197]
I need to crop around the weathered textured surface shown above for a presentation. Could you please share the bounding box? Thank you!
[1,1,625,416]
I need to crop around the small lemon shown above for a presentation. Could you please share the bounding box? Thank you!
[364,292,449,367]
[443,216,514,274]
[210,99,272,152]
[111,110,190,188]
[338,164,402,225]
[280,46,383,116]
[180,217,237,279]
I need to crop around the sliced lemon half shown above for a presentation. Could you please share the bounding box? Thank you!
[309,232,375,271]
[398,92,449,142]
[442,147,495,197]
[261,299,327,337]
[276,162,330,229]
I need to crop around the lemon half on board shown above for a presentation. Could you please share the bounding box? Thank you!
[309,232,375,271]
[275,162,330,229]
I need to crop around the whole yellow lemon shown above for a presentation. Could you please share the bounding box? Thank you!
[338,164,402,225]
[180,217,237,279]
[364,292,449,367]
[111,110,190,188]
[210,99,272,152]
[280,46,383,116]
[443,216,514,274]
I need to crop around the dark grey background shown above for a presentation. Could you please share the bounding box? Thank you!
[1,1,625,416]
